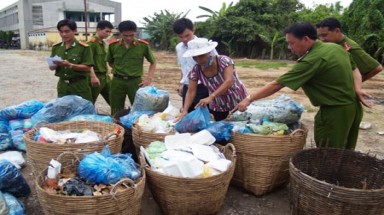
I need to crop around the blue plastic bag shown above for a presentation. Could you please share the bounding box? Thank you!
[120,111,155,129]
[0,121,8,133]
[3,193,25,215]
[131,86,169,112]
[0,133,12,151]
[31,95,96,125]
[0,160,31,197]
[0,192,9,214]
[206,121,234,141]
[68,114,113,123]
[10,130,25,151]
[8,119,32,132]
[175,106,211,133]
[0,100,44,121]
[78,146,141,184]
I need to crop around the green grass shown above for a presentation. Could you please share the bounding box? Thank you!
[236,61,288,70]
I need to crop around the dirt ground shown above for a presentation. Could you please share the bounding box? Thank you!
[0,50,383,215]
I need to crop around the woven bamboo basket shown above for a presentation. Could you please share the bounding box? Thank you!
[24,121,124,175]
[35,152,145,215]
[290,148,384,215]
[132,123,174,149]
[230,123,307,196]
[144,143,236,215]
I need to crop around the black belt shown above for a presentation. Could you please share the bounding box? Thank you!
[60,76,86,84]
[114,74,140,80]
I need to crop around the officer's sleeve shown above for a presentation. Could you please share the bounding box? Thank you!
[350,48,379,75]
[106,45,113,64]
[144,45,156,63]
[277,59,321,91]
[50,46,56,57]
[348,53,357,71]
[82,47,94,66]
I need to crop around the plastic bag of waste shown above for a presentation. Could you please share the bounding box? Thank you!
[0,192,9,215]
[68,114,113,123]
[0,100,44,121]
[0,160,31,197]
[175,106,211,133]
[3,193,25,215]
[0,151,25,169]
[206,121,234,142]
[63,177,93,196]
[0,121,8,133]
[9,130,25,151]
[0,133,12,151]
[229,95,303,124]
[31,95,96,125]
[120,111,155,129]
[131,86,169,112]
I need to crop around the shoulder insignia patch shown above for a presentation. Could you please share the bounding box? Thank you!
[138,39,149,45]
[109,39,119,45]
[343,42,351,52]
[79,41,89,47]
[52,41,62,47]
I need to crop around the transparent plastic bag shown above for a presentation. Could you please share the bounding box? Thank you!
[68,114,113,123]
[131,86,169,112]
[175,106,211,133]
[120,111,155,129]
[31,95,96,125]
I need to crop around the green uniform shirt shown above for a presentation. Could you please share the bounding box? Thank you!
[87,36,108,73]
[338,36,380,76]
[51,39,94,79]
[277,41,356,107]
[106,38,155,77]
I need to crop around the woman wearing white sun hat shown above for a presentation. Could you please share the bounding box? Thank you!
[175,37,248,122]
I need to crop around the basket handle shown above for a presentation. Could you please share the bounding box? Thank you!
[290,129,305,137]
[139,153,146,169]
[55,151,80,163]
[111,178,136,194]
[222,143,236,157]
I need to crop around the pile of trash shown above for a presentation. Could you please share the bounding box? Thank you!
[141,131,232,178]
[43,147,141,196]
[0,95,113,152]
[227,95,304,135]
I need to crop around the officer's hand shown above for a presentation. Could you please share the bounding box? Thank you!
[231,98,251,113]
[90,76,100,87]
[139,77,152,87]
[356,90,373,108]
[53,60,70,67]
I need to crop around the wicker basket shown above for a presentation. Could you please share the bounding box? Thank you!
[24,121,124,175]
[132,123,173,149]
[144,143,236,215]
[36,152,145,215]
[290,148,384,215]
[230,123,308,196]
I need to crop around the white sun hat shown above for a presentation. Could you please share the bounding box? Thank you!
[182,38,218,57]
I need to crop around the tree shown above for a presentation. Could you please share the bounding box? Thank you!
[142,10,187,51]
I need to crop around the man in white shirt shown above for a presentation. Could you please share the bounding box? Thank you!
[173,18,218,112]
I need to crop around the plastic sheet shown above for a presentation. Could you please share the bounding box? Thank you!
[0,100,44,121]
[0,160,31,197]
[175,106,211,133]
[31,95,96,125]
[131,86,169,112]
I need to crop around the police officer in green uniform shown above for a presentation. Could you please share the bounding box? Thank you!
[87,20,114,105]
[49,19,94,102]
[107,20,156,115]
[233,22,363,150]
[316,17,383,82]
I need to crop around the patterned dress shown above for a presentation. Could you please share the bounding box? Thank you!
[188,55,247,112]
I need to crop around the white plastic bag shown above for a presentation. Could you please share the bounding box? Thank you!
[0,151,25,169]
